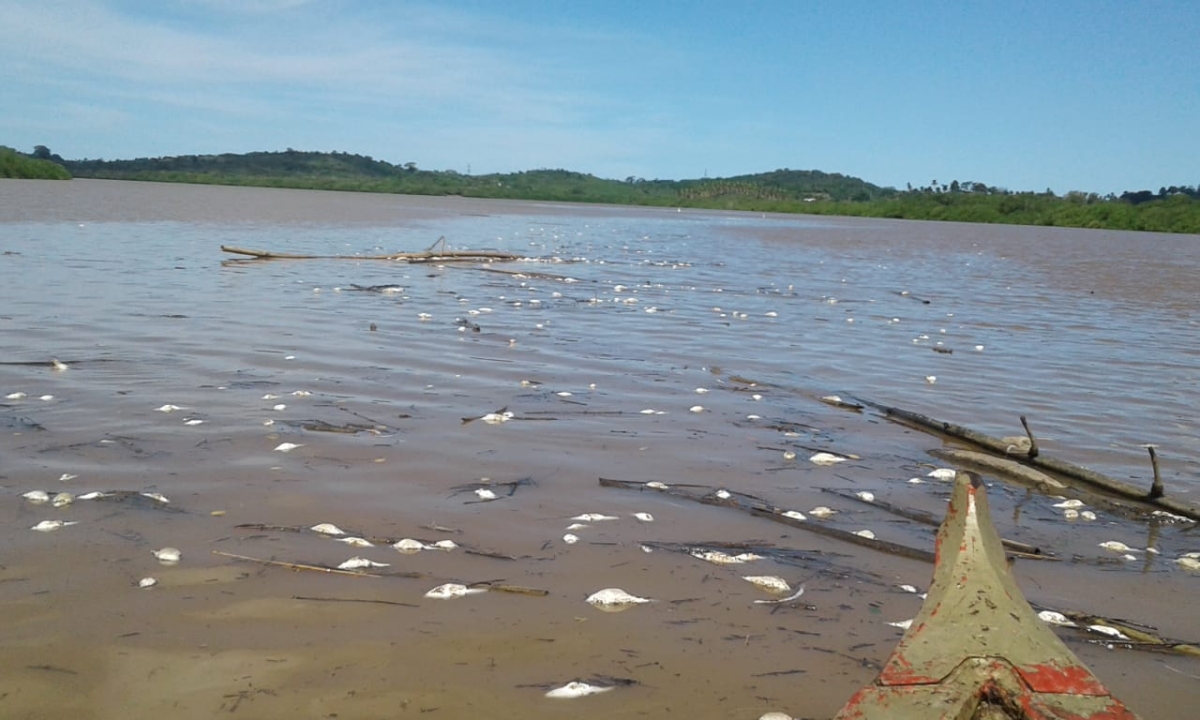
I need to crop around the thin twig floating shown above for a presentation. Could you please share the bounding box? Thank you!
[292,595,418,608]
[599,476,934,564]
[469,583,550,597]
[220,244,523,262]
[212,550,383,578]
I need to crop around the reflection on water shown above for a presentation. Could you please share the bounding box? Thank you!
[1,179,1198,720]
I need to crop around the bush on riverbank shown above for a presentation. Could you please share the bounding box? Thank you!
[0,147,72,180]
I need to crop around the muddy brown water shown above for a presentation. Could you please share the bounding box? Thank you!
[1,179,1198,719]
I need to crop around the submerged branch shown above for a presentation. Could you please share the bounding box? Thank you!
[864,401,1200,521]
[220,244,523,262]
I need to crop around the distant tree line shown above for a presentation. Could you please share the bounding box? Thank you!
[9,145,1199,234]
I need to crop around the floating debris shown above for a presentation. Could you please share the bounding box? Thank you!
[585,588,653,609]
[153,547,182,564]
[743,575,791,593]
[544,681,615,699]
[924,375,937,384]
[338,557,390,570]
[809,506,837,518]
[782,450,796,461]
[273,442,304,452]
[632,512,654,522]
[138,577,158,589]
[31,520,77,532]
[808,452,847,466]
[572,513,618,522]
[23,490,50,504]
[331,537,374,548]
[926,468,956,481]
[52,359,69,371]
[311,523,346,536]
[425,583,486,599]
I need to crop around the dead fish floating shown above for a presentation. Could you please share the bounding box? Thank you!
[425,583,487,599]
[586,588,653,610]
[311,523,346,536]
[153,547,182,564]
[544,681,615,699]
[31,520,78,532]
[338,556,390,570]
[337,537,375,548]
[743,575,791,593]
[691,550,763,565]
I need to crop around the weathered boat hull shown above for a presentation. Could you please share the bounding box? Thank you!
[834,472,1142,720]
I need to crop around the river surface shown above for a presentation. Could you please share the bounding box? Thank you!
[1,179,1198,719]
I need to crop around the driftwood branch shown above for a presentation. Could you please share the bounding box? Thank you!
[866,402,1200,521]
[220,245,523,262]
[1146,446,1164,500]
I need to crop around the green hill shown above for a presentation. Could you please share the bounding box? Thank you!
[60,149,887,205]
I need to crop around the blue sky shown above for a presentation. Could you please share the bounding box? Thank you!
[2,0,1197,194]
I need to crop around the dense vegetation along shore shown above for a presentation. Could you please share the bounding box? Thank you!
[8,146,1199,234]
[0,146,72,180]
